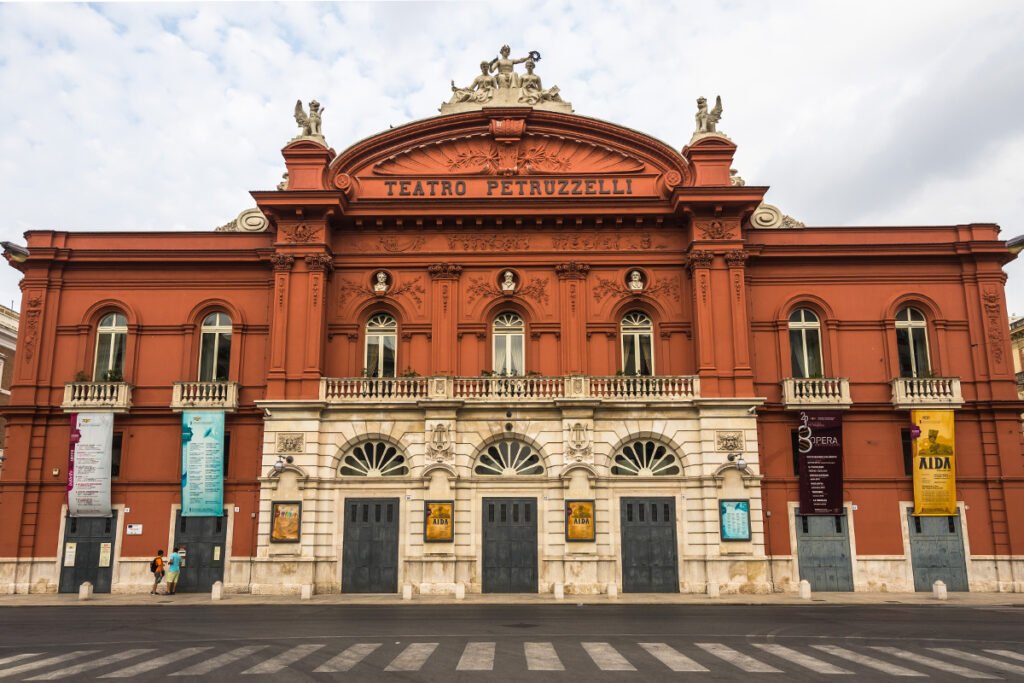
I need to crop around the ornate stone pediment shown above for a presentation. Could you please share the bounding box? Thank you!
[372,133,645,176]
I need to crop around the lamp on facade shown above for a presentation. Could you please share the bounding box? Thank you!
[272,455,294,473]
[727,453,749,473]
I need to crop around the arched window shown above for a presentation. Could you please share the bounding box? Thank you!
[94,313,128,381]
[339,439,408,476]
[621,311,654,376]
[198,312,232,381]
[611,439,681,476]
[493,312,524,376]
[788,308,823,378]
[896,306,930,377]
[365,313,397,378]
[474,440,544,475]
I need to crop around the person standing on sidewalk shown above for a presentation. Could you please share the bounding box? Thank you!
[165,546,183,595]
[150,550,165,594]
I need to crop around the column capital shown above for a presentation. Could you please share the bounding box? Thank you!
[428,263,463,280]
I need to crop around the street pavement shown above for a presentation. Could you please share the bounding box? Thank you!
[0,603,1023,681]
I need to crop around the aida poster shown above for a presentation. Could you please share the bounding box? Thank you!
[67,412,114,517]
[911,409,957,516]
[565,500,596,541]
[271,501,301,543]
[181,411,224,517]
[424,500,454,542]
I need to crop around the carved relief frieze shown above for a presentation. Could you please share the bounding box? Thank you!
[447,234,530,251]
[426,423,454,465]
[698,220,735,240]
[282,223,322,243]
[716,431,744,452]
[466,276,549,305]
[593,275,681,303]
[277,433,305,454]
[982,288,1006,365]
[337,276,426,308]
[551,231,667,251]
[22,293,42,363]
[566,422,593,464]
[378,235,426,253]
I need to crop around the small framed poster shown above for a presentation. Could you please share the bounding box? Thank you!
[270,501,302,543]
[565,499,596,542]
[719,499,752,541]
[424,500,454,542]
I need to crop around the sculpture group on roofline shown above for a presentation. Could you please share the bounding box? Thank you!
[442,46,572,113]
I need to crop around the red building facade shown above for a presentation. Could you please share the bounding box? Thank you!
[0,85,1020,595]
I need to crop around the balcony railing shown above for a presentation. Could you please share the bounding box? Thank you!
[891,376,963,409]
[171,381,239,411]
[62,382,132,413]
[781,377,852,409]
[319,375,700,404]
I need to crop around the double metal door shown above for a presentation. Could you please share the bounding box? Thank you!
[620,497,679,593]
[173,511,227,593]
[482,498,538,593]
[795,511,854,591]
[907,509,969,591]
[59,512,118,594]
[342,498,399,593]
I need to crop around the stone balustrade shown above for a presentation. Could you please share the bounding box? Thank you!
[781,377,852,409]
[171,381,239,412]
[62,382,133,413]
[890,376,963,409]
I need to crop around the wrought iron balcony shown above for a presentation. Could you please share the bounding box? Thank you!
[62,382,132,413]
[320,375,700,404]
[890,376,963,410]
[171,381,239,412]
[781,377,852,409]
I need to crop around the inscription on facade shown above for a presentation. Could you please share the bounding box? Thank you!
[382,177,635,197]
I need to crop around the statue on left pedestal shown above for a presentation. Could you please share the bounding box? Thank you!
[450,62,496,104]
[294,99,325,140]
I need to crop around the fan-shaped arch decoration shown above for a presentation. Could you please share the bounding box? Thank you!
[339,440,409,477]
[474,440,544,476]
[610,439,681,476]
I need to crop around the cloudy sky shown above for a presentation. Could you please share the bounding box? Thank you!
[1,0,1023,316]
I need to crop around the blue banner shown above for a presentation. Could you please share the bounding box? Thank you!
[181,411,224,517]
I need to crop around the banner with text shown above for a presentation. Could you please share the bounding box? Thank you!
[181,411,224,517]
[797,410,844,515]
[67,412,114,517]
[911,409,957,516]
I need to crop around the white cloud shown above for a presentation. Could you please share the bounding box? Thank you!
[0,0,1022,314]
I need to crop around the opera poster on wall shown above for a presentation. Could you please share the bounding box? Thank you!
[719,499,751,541]
[565,500,596,541]
[911,409,957,516]
[181,411,224,517]
[270,501,301,543]
[67,412,114,517]
[424,500,454,542]
[797,410,844,515]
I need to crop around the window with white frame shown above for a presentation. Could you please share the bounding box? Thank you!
[94,313,128,381]
[621,311,654,376]
[788,308,823,378]
[364,313,397,378]
[896,306,931,377]
[493,312,524,376]
[198,312,232,381]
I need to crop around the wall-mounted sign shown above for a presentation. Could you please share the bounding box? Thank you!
[67,412,114,517]
[98,542,112,568]
[911,409,957,516]
[181,411,224,517]
[424,500,454,542]
[565,500,596,542]
[719,499,751,541]
[270,501,302,543]
[797,411,844,515]
[126,524,143,536]
[63,542,77,566]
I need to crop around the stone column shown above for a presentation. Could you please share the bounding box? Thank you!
[428,264,462,375]
[267,254,295,396]
[555,262,590,375]
[303,254,334,389]
[688,250,717,394]
[725,250,753,396]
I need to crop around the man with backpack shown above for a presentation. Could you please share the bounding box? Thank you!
[150,550,165,595]
[165,546,183,595]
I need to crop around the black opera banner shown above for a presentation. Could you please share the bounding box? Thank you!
[797,411,844,515]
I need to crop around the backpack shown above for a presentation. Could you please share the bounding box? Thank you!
[150,558,159,573]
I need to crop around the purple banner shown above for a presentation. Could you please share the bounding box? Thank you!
[797,410,844,515]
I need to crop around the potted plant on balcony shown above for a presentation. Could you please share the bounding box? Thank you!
[102,369,123,382]
[73,370,89,382]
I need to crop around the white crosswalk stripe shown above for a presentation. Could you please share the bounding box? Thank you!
[639,643,709,671]
[385,643,438,671]
[457,642,495,671]
[241,643,325,675]
[314,643,381,673]
[99,647,212,678]
[753,643,852,674]
[525,642,565,671]
[0,652,97,680]
[170,645,268,676]
[984,649,1024,663]
[811,645,926,677]
[583,642,635,671]
[871,647,1001,679]
[25,649,153,681]
[696,642,782,673]
[0,655,41,668]
[930,648,1024,676]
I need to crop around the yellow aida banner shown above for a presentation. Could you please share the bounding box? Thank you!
[911,409,957,516]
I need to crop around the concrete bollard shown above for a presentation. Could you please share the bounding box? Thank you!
[78,581,93,601]
[402,583,413,600]
[211,581,224,601]
[933,580,947,600]
[300,584,313,600]
[553,582,564,601]
[706,580,720,598]
[607,582,619,599]
[798,579,812,600]
[454,583,466,600]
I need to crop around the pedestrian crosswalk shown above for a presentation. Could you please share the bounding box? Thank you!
[0,640,1020,679]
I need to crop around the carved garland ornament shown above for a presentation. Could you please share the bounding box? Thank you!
[466,276,549,305]
[593,276,681,303]
[22,294,42,363]
[337,277,426,307]
[283,223,321,243]
[699,220,734,240]
[982,288,1006,365]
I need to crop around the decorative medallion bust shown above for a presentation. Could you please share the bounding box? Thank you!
[373,271,389,293]
[500,270,517,293]
[627,270,645,291]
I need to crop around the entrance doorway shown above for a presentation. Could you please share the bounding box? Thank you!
[59,511,118,594]
[482,498,538,593]
[342,498,399,593]
[907,508,969,591]
[620,497,679,593]
[795,511,854,591]
[173,511,227,593]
